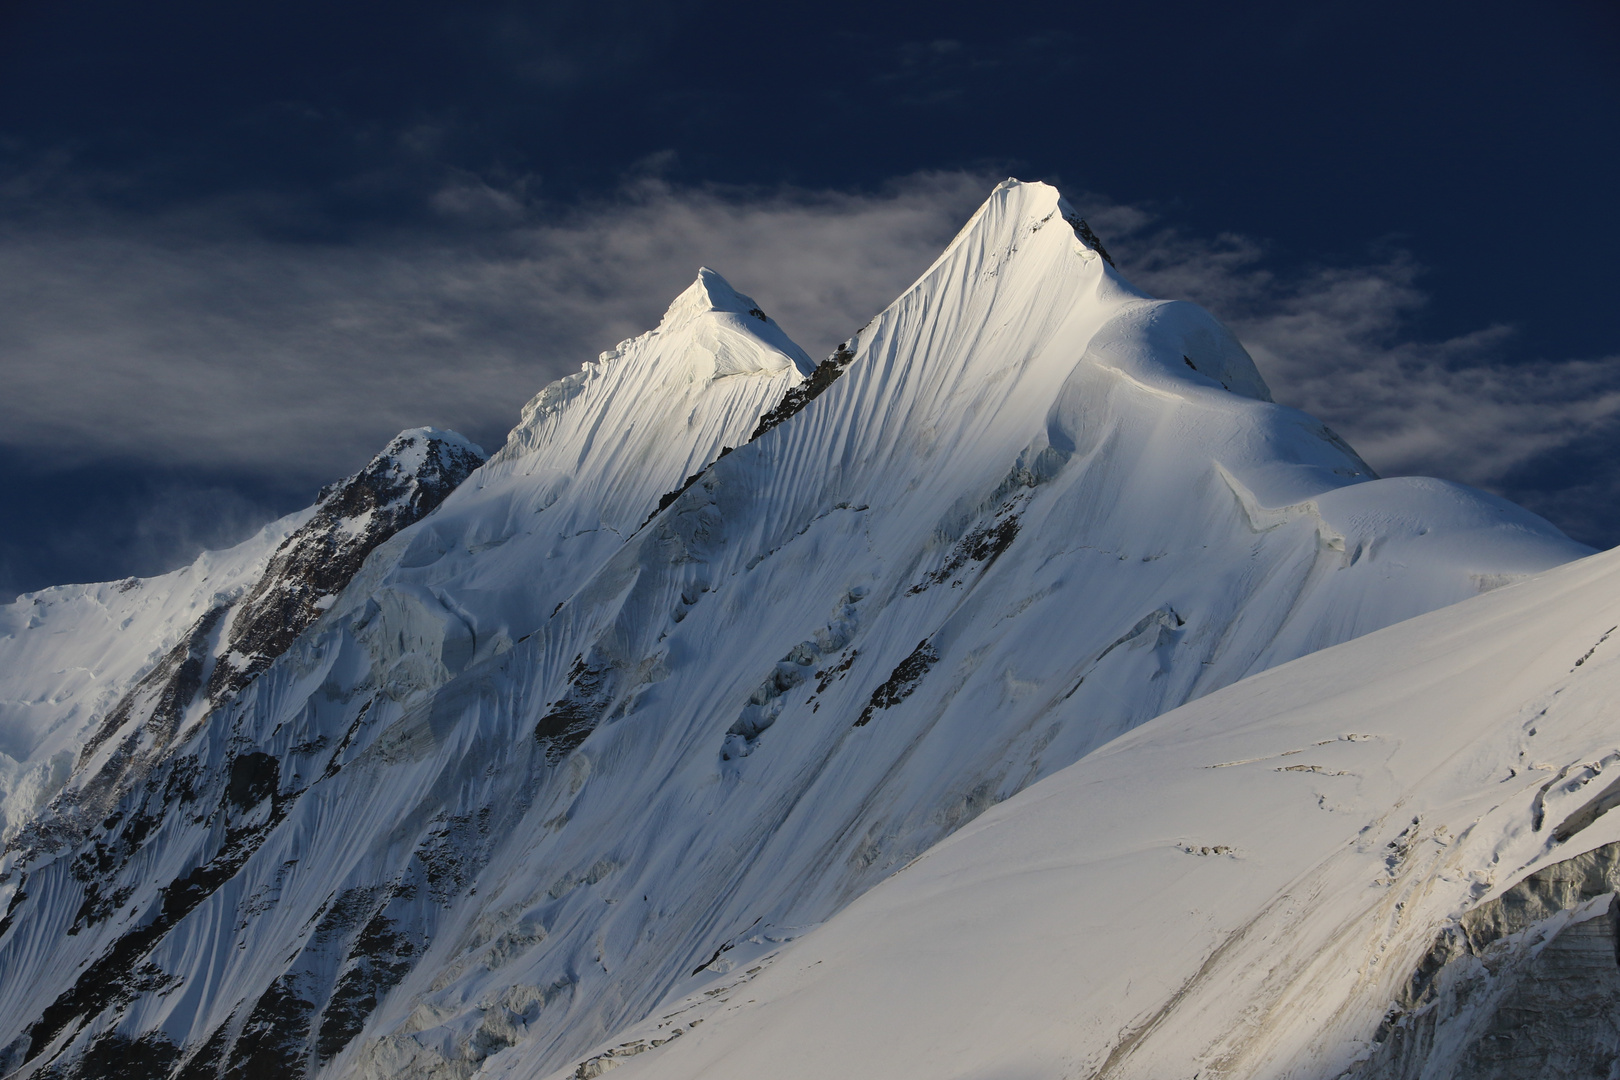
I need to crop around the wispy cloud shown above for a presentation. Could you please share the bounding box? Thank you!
[0,167,1614,593]
[0,172,990,481]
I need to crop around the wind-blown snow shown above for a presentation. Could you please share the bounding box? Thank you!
[0,513,309,840]
[593,541,1620,1080]
[0,181,1594,1080]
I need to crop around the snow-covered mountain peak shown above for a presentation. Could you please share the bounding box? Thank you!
[487,267,811,480]
[0,180,1599,1080]
[313,268,818,667]
[212,426,486,694]
[868,181,1270,409]
[361,427,486,490]
[643,265,814,380]
[663,266,779,326]
[310,427,486,525]
[0,426,485,862]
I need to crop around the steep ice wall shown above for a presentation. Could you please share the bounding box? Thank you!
[1357,841,1620,1079]
[0,181,1591,1080]
[590,544,1620,1080]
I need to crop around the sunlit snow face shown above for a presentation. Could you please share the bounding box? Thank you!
[0,178,1597,1080]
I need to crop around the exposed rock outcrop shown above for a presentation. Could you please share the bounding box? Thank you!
[209,428,486,704]
[1358,842,1620,1079]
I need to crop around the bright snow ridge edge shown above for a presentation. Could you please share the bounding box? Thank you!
[0,180,1593,1080]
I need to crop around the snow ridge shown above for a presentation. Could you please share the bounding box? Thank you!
[602,545,1620,1080]
[0,428,484,862]
[0,181,1594,1080]
[0,517,308,844]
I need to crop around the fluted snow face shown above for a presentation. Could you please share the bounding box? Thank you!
[0,182,1592,1080]
[599,540,1620,1080]
[347,268,812,649]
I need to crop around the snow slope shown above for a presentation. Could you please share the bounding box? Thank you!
[0,181,1592,1080]
[592,543,1620,1080]
[0,266,802,861]
[0,513,310,841]
[0,428,490,880]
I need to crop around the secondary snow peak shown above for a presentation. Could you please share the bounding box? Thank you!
[678,266,763,319]
[0,426,483,864]
[656,267,816,378]
[0,177,1598,1080]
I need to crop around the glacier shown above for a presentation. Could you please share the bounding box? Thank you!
[0,179,1598,1080]
[600,526,1620,1080]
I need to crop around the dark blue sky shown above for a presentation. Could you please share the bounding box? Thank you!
[1,1,1617,598]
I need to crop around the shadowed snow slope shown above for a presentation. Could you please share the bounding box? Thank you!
[593,544,1620,1080]
[0,182,1592,1080]
[0,514,310,841]
[0,429,486,855]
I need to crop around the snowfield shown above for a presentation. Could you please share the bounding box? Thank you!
[0,180,1603,1080]
[580,538,1620,1080]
